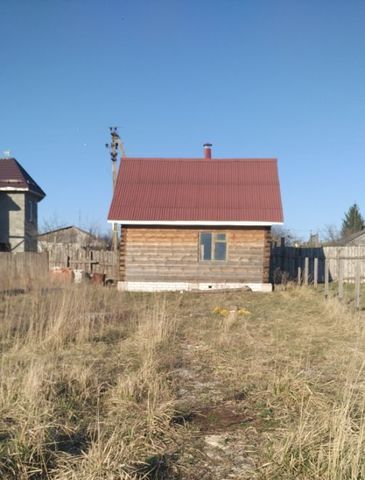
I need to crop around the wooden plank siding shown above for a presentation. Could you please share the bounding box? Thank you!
[120,226,271,284]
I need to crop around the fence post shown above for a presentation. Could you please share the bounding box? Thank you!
[314,257,318,287]
[304,257,309,286]
[338,258,344,300]
[324,258,329,299]
[280,237,285,273]
[297,266,302,286]
[355,260,361,310]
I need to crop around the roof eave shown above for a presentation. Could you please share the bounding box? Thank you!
[0,186,46,199]
[107,220,283,226]
[0,187,28,192]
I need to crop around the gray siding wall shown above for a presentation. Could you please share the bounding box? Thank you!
[0,192,39,252]
[0,193,12,247]
[0,192,25,252]
[24,194,39,252]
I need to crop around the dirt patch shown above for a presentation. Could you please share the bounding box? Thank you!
[192,404,254,433]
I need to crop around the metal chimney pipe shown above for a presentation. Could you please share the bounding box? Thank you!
[203,143,212,159]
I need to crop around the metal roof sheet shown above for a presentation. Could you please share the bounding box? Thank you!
[108,157,283,224]
[0,158,45,198]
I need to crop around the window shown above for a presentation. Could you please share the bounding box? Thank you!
[199,232,227,261]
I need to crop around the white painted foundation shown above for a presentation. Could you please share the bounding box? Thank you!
[117,281,273,293]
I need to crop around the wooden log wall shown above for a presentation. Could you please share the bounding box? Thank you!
[263,229,272,283]
[119,227,127,281]
[121,226,271,283]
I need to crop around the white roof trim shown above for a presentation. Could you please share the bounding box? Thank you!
[0,187,44,198]
[0,187,28,191]
[108,220,282,226]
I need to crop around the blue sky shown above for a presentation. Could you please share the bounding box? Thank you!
[1,0,364,239]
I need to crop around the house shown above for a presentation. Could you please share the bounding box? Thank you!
[0,157,45,252]
[338,229,365,246]
[108,144,283,292]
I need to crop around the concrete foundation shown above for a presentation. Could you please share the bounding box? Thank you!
[117,281,273,293]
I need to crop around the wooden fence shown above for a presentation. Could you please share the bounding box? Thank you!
[271,245,365,308]
[271,245,365,283]
[42,244,117,279]
[0,252,49,289]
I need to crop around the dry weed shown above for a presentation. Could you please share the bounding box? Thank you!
[2,285,365,479]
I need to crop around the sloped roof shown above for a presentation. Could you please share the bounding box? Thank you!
[335,229,365,246]
[0,158,45,198]
[108,157,283,225]
[38,225,91,237]
[38,225,107,247]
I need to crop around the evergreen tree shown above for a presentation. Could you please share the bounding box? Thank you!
[341,203,364,238]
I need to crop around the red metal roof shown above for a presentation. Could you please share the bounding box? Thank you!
[0,158,45,198]
[108,157,283,224]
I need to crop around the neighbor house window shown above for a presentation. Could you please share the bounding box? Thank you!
[199,232,227,261]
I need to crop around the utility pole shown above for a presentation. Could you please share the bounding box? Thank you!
[106,127,126,277]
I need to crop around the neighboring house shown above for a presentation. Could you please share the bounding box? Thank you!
[108,144,283,292]
[38,226,113,275]
[0,157,45,252]
[338,229,365,246]
[38,225,108,251]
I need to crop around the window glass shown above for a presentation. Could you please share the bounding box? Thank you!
[200,232,227,261]
[200,233,212,260]
[214,241,227,260]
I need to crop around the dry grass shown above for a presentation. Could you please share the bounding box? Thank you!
[0,286,183,479]
[1,284,365,479]
[174,287,365,479]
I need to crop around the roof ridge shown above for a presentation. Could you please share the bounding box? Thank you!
[121,157,277,161]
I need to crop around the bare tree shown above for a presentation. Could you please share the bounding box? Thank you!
[40,213,68,234]
[271,226,301,247]
[321,224,341,245]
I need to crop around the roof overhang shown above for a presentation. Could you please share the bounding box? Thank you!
[0,187,45,199]
[0,187,28,192]
[108,220,283,226]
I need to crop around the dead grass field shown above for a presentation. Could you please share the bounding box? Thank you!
[1,285,365,479]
